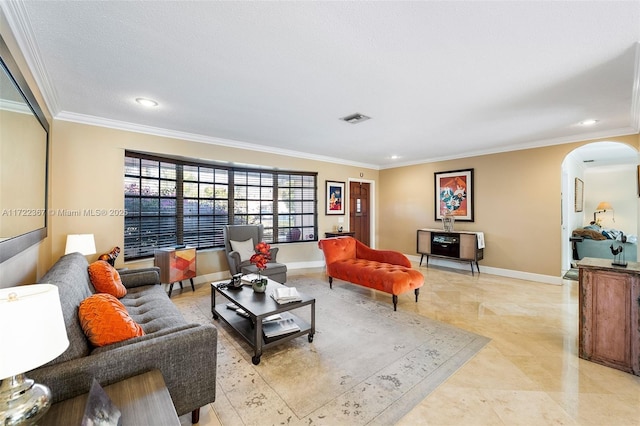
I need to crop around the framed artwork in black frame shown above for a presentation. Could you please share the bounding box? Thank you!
[434,168,474,221]
[325,180,345,215]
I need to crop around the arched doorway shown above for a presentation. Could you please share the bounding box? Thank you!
[561,141,638,274]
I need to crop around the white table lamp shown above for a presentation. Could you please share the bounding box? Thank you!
[0,284,69,425]
[65,234,96,256]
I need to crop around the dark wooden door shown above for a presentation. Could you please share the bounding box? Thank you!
[349,182,370,246]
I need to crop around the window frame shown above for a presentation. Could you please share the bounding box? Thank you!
[124,151,318,261]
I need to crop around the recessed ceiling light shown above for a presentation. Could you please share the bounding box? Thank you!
[340,113,371,124]
[579,119,598,126]
[390,155,400,160]
[135,98,158,107]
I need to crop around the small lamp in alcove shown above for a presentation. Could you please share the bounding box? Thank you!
[592,202,614,226]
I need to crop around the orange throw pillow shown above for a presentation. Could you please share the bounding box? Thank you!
[88,260,127,298]
[78,293,144,347]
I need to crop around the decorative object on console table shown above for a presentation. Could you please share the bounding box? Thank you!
[325,180,345,215]
[442,209,455,232]
[65,234,97,257]
[0,284,69,426]
[434,168,474,222]
[154,246,196,297]
[611,244,627,267]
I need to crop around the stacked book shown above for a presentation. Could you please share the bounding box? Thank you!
[262,312,300,339]
[241,273,261,284]
[270,287,302,304]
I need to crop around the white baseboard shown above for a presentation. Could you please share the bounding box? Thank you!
[406,254,563,286]
[177,257,562,290]
[286,260,327,270]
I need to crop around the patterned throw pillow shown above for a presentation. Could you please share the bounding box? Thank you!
[88,260,127,298]
[78,293,144,347]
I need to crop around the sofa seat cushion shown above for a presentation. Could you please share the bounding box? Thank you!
[329,258,424,295]
[119,285,187,335]
[241,262,287,276]
[88,260,127,298]
[79,293,145,347]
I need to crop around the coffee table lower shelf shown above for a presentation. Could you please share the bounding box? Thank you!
[211,281,315,365]
[214,303,313,362]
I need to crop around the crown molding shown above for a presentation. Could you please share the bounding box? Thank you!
[1,1,60,117]
[381,127,638,169]
[55,110,381,170]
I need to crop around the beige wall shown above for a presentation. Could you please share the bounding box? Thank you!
[47,120,379,276]
[378,134,639,277]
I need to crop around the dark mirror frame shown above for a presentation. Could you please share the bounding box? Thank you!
[0,34,50,263]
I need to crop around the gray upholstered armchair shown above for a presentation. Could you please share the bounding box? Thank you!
[223,224,287,283]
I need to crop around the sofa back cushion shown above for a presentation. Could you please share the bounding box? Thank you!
[37,253,94,365]
[318,237,356,265]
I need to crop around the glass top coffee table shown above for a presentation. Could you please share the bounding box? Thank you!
[211,278,315,365]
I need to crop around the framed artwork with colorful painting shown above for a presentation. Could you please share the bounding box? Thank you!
[325,180,345,215]
[434,168,474,222]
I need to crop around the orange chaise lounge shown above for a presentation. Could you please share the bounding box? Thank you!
[318,236,424,310]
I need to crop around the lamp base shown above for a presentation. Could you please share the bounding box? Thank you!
[0,374,52,425]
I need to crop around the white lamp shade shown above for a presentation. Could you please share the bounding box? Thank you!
[65,234,96,255]
[0,284,69,379]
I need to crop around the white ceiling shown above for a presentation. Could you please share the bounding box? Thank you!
[2,1,639,169]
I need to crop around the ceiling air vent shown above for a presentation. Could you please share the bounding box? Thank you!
[340,113,371,124]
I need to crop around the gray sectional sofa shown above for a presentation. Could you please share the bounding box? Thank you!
[28,252,217,423]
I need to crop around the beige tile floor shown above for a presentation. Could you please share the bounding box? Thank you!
[178,265,640,425]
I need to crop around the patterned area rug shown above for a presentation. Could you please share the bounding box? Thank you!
[175,278,490,425]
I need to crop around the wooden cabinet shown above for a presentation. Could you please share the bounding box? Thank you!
[578,258,640,376]
[416,229,484,274]
[154,246,197,296]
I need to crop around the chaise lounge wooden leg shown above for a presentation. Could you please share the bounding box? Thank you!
[192,408,200,424]
[415,288,420,302]
[328,276,333,289]
[392,295,398,311]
